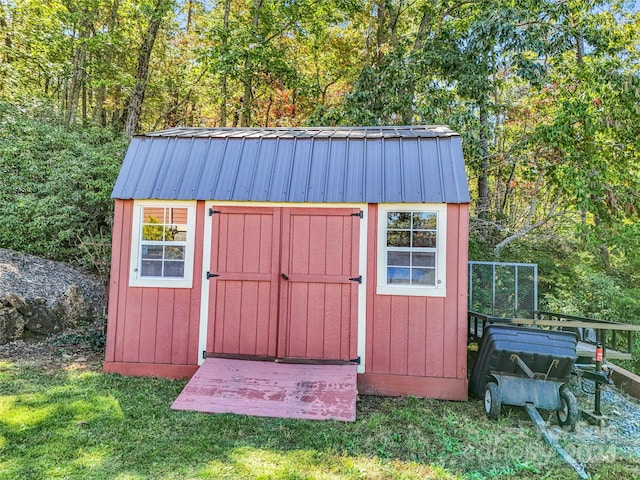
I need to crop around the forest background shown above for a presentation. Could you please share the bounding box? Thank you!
[1,0,640,370]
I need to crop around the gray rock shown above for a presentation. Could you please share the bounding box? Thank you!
[0,248,106,344]
[23,297,64,335]
[54,285,93,328]
[0,302,25,342]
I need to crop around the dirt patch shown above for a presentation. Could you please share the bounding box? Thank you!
[0,330,104,373]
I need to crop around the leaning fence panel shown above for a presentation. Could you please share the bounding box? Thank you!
[468,261,538,318]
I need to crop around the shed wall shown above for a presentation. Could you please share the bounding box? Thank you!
[104,199,203,378]
[104,200,469,400]
[359,203,469,400]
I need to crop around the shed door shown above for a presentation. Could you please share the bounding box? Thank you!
[279,208,360,361]
[207,207,280,357]
[207,206,360,362]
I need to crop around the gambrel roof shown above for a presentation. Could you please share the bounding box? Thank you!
[112,126,470,204]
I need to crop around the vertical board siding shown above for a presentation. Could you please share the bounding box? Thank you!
[456,204,470,380]
[367,203,467,381]
[407,297,427,377]
[208,207,279,357]
[282,208,360,361]
[105,200,203,368]
[443,204,461,378]
[425,297,445,377]
[106,201,126,362]
[138,288,159,363]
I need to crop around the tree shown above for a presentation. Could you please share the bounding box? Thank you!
[124,0,174,135]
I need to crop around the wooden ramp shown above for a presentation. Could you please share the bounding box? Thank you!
[171,358,358,421]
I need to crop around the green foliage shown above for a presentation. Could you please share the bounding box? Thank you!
[0,101,128,264]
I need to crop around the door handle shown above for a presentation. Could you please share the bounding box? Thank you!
[281,273,289,280]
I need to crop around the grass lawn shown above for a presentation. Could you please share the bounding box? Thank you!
[0,360,638,480]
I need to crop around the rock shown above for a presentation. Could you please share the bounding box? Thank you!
[23,297,64,335]
[54,285,93,328]
[0,300,25,343]
[0,248,106,344]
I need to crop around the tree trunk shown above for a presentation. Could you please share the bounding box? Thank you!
[477,105,490,220]
[219,0,232,126]
[124,0,172,136]
[65,17,90,126]
[240,0,261,127]
[0,3,12,63]
[93,0,120,126]
[400,8,432,124]
[375,0,386,67]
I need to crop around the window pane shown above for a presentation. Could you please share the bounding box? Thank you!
[388,251,410,266]
[413,212,436,229]
[172,228,188,242]
[141,260,163,277]
[387,212,411,229]
[412,268,436,286]
[168,208,188,224]
[413,252,435,267]
[388,267,410,284]
[165,246,185,260]
[143,207,165,223]
[387,230,410,247]
[413,231,436,247]
[164,261,185,278]
[142,225,165,241]
[141,245,163,259]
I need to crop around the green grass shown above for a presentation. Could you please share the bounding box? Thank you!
[0,361,638,480]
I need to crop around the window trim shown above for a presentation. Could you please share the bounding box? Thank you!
[376,203,447,297]
[129,200,196,288]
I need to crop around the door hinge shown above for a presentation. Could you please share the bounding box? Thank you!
[349,275,362,284]
[206,271,219,279]
[209,208,220,216]
[202,350,207,359]
[350,356,361,365]
[351,211,363,218]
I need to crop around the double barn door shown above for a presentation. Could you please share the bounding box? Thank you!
[206,207,360,362]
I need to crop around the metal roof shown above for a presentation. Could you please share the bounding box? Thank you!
[112,126,470,204]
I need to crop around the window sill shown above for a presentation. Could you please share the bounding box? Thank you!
[376,284,446,297]
[129,277,193,289]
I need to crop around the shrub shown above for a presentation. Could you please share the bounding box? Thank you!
[0,101,128,266]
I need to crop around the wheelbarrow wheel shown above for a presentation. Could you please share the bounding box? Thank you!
[556,387,578,431]
[483,381,501,420]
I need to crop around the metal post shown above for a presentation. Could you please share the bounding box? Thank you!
[594,343,603,417]
[514,266,519,318]
[469,263,473,313]
[491,263,496,316]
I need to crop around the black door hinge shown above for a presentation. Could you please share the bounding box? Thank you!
[209,208,220,216]
[351,211,363,218]
[206,272,219,279]
[349,275,362,284]
[350,356,361,365]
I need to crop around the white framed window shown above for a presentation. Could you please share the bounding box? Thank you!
[129,201,196,288]
[377,204,447,297]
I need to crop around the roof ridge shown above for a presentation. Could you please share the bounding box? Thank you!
[139,125,457,139]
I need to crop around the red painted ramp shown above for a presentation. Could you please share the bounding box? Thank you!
[171,358,358,421]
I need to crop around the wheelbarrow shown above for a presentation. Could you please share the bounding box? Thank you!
[469,324,579,431]
[469,324,588,478]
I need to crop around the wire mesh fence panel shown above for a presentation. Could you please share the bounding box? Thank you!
[468,262,537,318]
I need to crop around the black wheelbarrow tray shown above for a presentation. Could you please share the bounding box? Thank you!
[469,324,579,431]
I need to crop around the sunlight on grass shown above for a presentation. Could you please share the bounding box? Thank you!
[202,445,463,480]
[0,396,55,427]
[72,447,109,469]
[68,396,125,423]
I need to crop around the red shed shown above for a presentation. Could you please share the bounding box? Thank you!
[105,126,470,417]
